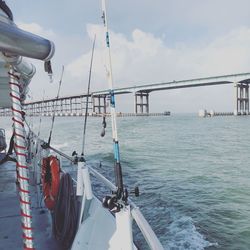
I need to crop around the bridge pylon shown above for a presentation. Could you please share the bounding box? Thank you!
[92,94,107,114]
[234,82,249,115]
[134,91,149,114]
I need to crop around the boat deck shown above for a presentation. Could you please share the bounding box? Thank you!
[0,155,61,250]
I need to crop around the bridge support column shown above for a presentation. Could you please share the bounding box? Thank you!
[245,85,249,115]
[234,83,249,115]
[92,95,107,115]
[240,85,244,114]
[134,92,149,114]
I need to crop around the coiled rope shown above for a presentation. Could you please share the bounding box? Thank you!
[53,173,78,249]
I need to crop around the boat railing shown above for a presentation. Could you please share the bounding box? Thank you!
[89,164,164,249]
[29,130,164,250]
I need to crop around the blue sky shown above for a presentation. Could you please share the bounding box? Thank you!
[5,0,250,112]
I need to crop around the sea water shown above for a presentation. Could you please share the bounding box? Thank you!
[1,114,250,250]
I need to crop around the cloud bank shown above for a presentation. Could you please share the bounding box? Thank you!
[18,22,250,112]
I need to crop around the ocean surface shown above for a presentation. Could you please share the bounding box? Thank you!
[1,114,250,250]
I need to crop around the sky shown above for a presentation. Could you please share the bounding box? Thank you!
[5,0,250,113]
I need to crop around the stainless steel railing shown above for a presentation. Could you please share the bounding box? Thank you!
[29,130,164,250]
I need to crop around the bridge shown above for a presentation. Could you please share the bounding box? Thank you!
[1,72,250,116]
[93,72,250,94]
[93,72,250,114]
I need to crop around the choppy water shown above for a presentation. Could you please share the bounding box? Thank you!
[1,114,250,250]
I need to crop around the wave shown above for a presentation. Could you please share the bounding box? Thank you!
[50,142,69,150]
[164,215,218,250]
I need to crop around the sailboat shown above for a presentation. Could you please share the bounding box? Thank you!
[0,0,164,249]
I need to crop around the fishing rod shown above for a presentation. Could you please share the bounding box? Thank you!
[101,0,126,202]
[81,35,96,157]
[48,65,64,146]
[34,90,46,157]
[37,90,45,138]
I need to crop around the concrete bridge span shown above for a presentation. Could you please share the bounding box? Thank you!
[92,72,250,115]
[1,72,250,116]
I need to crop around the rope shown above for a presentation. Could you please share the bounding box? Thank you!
[53,173,78,249]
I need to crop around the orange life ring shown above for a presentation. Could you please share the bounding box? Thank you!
[42,156,60,210]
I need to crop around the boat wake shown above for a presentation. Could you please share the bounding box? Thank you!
[85,160,218,250]
[165,215,218,250]
[50,142,69,150]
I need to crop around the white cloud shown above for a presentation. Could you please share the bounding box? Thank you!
[17,22,55,38]
[67,23,250,84]
[21,21,250,112]
[15,21,91,102]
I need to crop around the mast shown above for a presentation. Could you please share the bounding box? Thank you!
[101,0,125,200]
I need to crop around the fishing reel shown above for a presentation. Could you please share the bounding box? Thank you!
[102,188,128,213]
[71,151,79,164]
[41,141,49,149]
[71,151,87,164]
[102,186,139,213]
[102,195,122,213]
